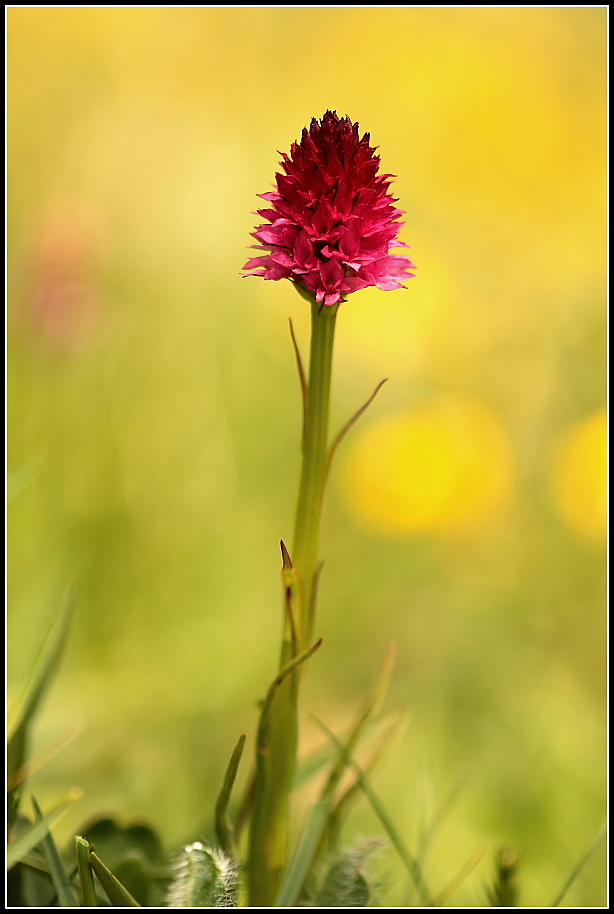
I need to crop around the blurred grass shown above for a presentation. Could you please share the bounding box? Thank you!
[8,7,606,906]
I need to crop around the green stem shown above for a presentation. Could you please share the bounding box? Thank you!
[248,298,338,907]
[292,300,338,646]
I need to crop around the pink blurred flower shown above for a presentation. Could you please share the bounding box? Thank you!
[243,110,416,307]
[25,201,107,352]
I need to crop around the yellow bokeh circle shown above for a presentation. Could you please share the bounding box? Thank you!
[551,409,607,541]
[342,396,513,535]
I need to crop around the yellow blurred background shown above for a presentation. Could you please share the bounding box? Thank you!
[8,7,606,906]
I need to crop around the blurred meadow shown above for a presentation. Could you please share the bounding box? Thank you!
[7,7,606,907]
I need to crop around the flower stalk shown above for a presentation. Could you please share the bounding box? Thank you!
[245,110,415,907]
[292,299,338,648]
[248,298,337,907]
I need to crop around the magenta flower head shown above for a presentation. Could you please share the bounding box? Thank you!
[243,110,416,307]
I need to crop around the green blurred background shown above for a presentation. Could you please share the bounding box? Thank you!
[8,7,606,906]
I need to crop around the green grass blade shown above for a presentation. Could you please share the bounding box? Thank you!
[405,771,471,905]
[420,772,471,855]
[8,724,84,793]
[89,851,141,907]
[310,713,434,907]
[321,644,396,803]
[8,587,76,779]
[15,851,52,876]
[75,837,98,906]
[433,848,486,906]
[275,800,332,908]
[31,796,80,906]
[293,743,335,789]
[275,649,397,908]
[276,659,397,907]
[7,790,82,870]
[551,826,606,907]
[215,733,247,856]
[321,712,408,859]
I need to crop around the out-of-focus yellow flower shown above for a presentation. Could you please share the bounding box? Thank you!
[551,409,606,541]
[342,395,513,535]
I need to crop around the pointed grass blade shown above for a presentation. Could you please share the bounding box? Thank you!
[8,587,77,780]
[293,744,335,790]
[405,770,472,905]
[75,817,166,906]
[320,712,408,859]
[7,790,82,870]
[275,800,333,908]
[433,848,486,906]
[14,851,52,877]
[275,650,397,908]
[321,644,396,802]
[31,796,79,906]
[8,724,84,793]
[551,826,606,907]
[215,733,247,856]
[309,713,434,907]
[89,851,141,907]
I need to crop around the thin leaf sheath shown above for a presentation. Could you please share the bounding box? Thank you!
[248,640,323,906]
